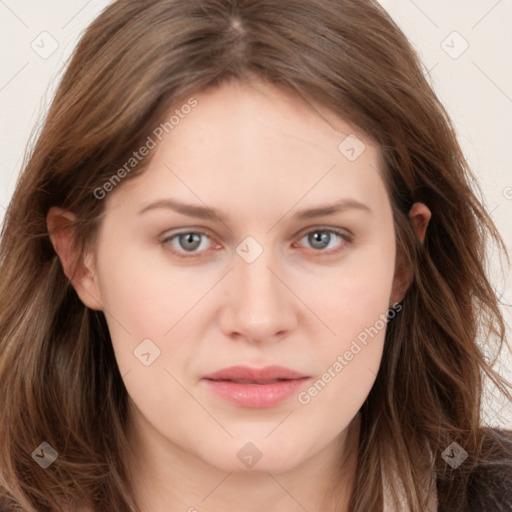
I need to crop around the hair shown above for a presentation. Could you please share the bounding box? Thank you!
[0,0,511,511]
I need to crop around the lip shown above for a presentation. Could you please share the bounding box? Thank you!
[203,365,308,381]
[201,365,310,408]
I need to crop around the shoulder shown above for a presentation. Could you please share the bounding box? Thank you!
[466,428,512,511]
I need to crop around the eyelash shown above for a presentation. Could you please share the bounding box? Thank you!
[159,227,352,259]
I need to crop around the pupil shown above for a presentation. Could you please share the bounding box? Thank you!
[181,233,201,251]
[310,231,329,249]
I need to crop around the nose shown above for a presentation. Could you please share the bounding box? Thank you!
[218,247,298,344]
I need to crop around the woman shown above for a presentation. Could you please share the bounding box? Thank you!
[0,1,511,511]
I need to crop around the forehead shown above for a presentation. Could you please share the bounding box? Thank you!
[106,79,388,219]
[172,79,369,161]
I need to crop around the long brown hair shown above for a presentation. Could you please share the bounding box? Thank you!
[0,1,510,511]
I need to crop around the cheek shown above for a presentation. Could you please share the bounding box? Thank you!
[294,284,393,437]
[294,227,396,403]
[299,229,396,346]
[96,239,201,330]
[94,238,220,384]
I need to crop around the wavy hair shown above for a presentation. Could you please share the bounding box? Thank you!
[0,0,511,511]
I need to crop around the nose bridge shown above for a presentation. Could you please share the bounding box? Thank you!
[239,253,278,301]
[220,237,296,341]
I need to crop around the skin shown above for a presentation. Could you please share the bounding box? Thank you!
[48,78,431,512]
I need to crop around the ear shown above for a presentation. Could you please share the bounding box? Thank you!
[47,207,103,310]
[390,202,431,304]
[408,202,431,244]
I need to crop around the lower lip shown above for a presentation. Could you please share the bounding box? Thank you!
[202,378,310,408]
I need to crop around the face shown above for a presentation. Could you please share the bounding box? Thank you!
[71,79,402,474]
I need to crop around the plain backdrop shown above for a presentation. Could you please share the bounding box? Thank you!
[0,0,511,427]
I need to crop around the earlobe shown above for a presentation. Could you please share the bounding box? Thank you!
[47,207,103,310]
[408,202,431,244]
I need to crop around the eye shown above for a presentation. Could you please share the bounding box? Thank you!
[294,227,351,255]
[160,230,217,258]
[160,227,351,259]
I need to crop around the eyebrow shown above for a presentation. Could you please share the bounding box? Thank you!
[138,197,372,221]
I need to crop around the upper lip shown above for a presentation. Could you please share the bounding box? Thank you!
[203,365,308,382]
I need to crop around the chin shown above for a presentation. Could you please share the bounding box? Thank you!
[201,444,305,475]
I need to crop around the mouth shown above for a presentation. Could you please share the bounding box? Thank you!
[201,366,310,408]
[202,364,308,382]
[209,378,292,384]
